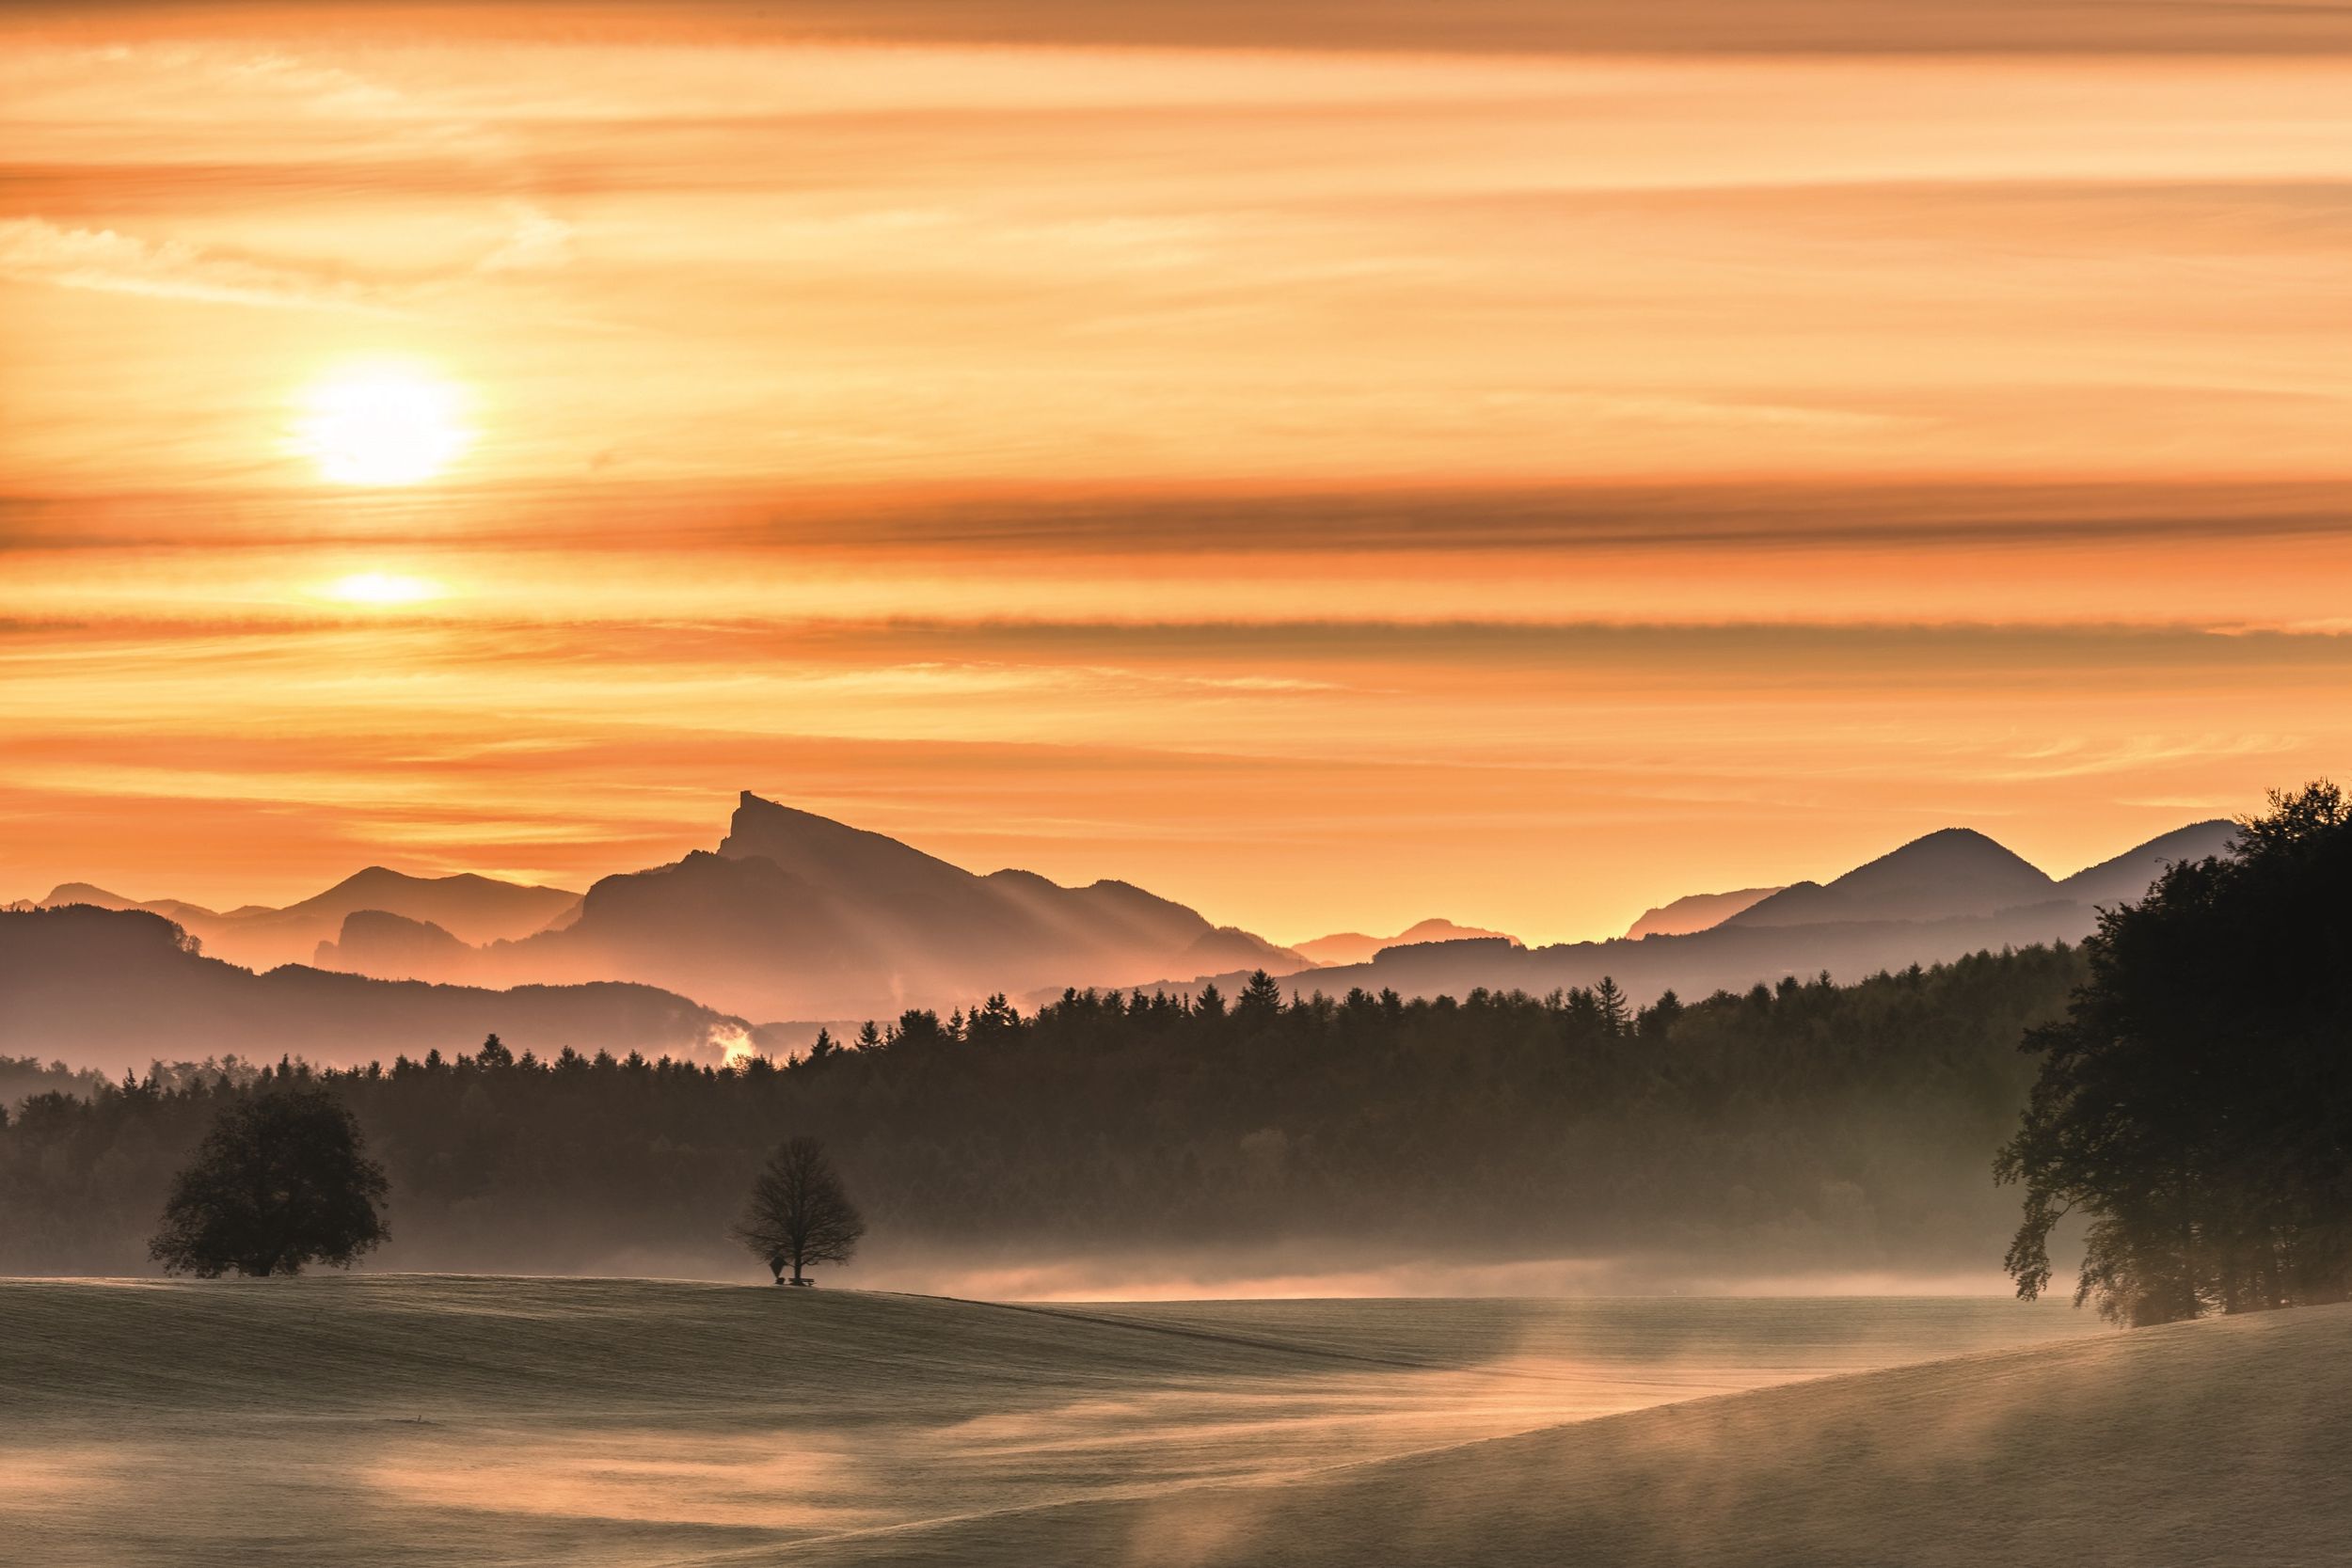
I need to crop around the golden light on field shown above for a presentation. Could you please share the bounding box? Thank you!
[292,366,471,486]
[320,571,442,608]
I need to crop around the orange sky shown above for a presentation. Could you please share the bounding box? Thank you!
[5,3,2351,943]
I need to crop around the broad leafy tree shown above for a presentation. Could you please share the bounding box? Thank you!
[736,1134,866,1285]
[1998,783,2352,1324]
[150,1085,390,1277]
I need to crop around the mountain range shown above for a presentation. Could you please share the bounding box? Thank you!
[1623,888,1781,940]
[310,793,1306,1020]
[6,791,2241,1071]
[0,903,744,1070]
[1174,817,2239,1011]
[33,869,581,973]
[1289,919,1519,970]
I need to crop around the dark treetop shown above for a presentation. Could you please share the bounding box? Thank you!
[2000,782,2352,1325]
[148,1085,389,1277]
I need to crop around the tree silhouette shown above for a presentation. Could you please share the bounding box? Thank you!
[1238,969,1285,1022]
[1640,988,1683,1042]
[1595,975,1630,1036]
[1998,782,2352,1324]
[149,1085,389,1277]
[735,1135,866,1285]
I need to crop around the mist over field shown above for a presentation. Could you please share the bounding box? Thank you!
[8,1276,2348,1567]
[0,1277,2114,1566]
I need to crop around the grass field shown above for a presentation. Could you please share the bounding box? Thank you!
[5,1276,2337,1565]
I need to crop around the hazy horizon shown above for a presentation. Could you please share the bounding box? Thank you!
[6,769,2251,951]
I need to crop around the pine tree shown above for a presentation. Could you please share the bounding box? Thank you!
[1237,969,1285,1022]
[1639,989,1684,1042]
[1595,976,1630,1037]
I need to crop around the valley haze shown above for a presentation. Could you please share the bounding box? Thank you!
[4,791,2237,1072]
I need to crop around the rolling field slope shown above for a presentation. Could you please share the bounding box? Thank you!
[7,1275,2313,1567]
[871,1300,2352,1568]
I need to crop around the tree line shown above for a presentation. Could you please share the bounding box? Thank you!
[2,946,2078,1280]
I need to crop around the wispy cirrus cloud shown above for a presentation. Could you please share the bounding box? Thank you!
[0,217,399,312]
[18,2,2352,56]
[0,195,573,309]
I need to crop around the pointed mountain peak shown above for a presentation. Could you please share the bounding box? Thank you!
[720,791,978,894]
[1836,827,2049,887]
[724,791,905,855]
[726,791,845,835]
[1726,826,2055,929]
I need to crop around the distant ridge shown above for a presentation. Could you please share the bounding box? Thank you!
[463,791,1295,1019]
[1624,887,1780,940]
[1145,816,2246,1014]
[0,904,742,1072]
[2058,818,2236,908]
[1724,828,2058,929]
[39,868,581,972]
[1293,918,1518,970]
[23,800,2251,1032]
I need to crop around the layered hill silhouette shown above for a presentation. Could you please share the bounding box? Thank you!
[12,793,2243,1048]
[1291,918,1519,970]
[1723,828,2059,928]
[320,793,1299,1021]
[1163,817,2240,1012]
[0,904,740,1071]
[1623,887,1780,940]
[36,868,580,972]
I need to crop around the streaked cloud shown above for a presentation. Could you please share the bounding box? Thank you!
[0,216,395,311]
[19,2,2352,56]
[3,5,2347,944]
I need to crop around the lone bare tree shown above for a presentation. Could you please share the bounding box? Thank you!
[735,1135,866,1286]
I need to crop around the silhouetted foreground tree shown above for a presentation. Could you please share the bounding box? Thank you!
[1999,783,2352,1325]
[737,1135,865,1284]
[149,1085,389,1277]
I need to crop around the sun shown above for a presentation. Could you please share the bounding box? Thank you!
[293,363,472,485]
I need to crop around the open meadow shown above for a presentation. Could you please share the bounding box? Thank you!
[15,1276,2341,1566]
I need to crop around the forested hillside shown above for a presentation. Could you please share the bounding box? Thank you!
[0,947,2083,1278]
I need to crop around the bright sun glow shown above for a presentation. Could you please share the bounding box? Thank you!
[323,572,441,607]
[294,365,471,484]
